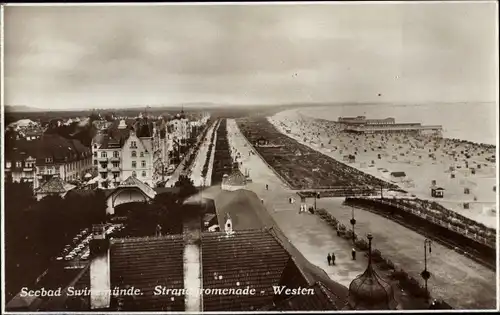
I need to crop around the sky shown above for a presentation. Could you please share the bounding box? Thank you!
[3,2,498,110]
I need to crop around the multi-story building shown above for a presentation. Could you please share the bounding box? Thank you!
[92,120,131,188]
[4,134,93,189]
[121,120,155,187]
[34,135,93,189]
[339,116,443,136]
[167,109,191,161]
[91,118,171,188]
[4,149,37,184]
[152,120,170,185]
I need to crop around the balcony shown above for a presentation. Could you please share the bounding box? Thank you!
[111,166,121,173]
[110,156,120,162]
[97,156,109,162]
[23,166,35,172]
[99,163,109,171]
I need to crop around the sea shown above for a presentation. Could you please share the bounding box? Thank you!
[298,102,497,146]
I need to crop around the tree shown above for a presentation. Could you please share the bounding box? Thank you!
[104,113,114,122]
[152,192,182,234]
[174,175,197,201]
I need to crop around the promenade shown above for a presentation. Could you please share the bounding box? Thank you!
[225,118,496,309]
[190,121,218,187]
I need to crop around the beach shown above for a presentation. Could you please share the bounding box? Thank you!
[268,106,497,229]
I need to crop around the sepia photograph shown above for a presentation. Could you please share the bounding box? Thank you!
[1,1,498,312]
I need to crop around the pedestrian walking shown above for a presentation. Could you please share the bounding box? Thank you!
[351,248,356,260]
[266,184,269,190]
[331,253,336,265]
[327,253,332,266]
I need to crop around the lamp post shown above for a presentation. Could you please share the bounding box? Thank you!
[314,191,320,210]
[421,238,432,303]
[350,205,356,244]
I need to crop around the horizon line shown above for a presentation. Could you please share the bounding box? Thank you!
[4,100,496,112]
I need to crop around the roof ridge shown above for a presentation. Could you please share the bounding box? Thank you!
[111,234,184,243]
[265,227,315,285]
[316,280,343,307]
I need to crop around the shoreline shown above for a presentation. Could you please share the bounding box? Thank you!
[268,108,497,229]
[297,105,497,147]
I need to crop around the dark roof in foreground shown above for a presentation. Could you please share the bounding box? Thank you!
[13,189,349,312]
[31,226,347,312]
[213,189,275,231]
[201,230,290,311]
[64,235,185,311]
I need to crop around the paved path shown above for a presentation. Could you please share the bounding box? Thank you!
[226,118,496,310]
[205,120,219,186]
[190,121,218,187]
[314,197,496,309]
[226,119,367,287]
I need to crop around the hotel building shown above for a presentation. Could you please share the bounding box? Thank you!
[338,116,443,136]
[4,134,93,189]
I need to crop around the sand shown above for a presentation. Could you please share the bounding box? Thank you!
[268,109,497,229]
[225,118,496,309]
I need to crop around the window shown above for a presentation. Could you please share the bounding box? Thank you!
[46,158,53,163]
[101,152,107,158]
[93,152,97,157]
[112,162,119,168]
[100,172,107,179]
[141,160,146,168]
[132,171,137,178]
[140,152,144,157]
[130,141,137,148]
[132,161,137,168]
[131,151,137,157]
[16,161,22,168]
[6,161,11,168]
[113,151,119,158]
[142,171,146,177]
[94,160,98,165]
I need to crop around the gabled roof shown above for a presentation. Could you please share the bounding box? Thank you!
[64,236,185,311]
[201,230,290,311]
[124,132,150,153]
[37,177,76,194]
[118,176,157,200]
[213,189,274,231]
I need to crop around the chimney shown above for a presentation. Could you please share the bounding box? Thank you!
[89,224,111,310]
[183,214,202,311]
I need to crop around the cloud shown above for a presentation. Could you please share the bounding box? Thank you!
[4,3,497,109]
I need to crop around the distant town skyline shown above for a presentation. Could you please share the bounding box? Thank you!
[4,2,498,110]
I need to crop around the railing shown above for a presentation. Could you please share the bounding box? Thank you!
[374,198,494,248]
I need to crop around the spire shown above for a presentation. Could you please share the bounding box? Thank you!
[347,233,397,310]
